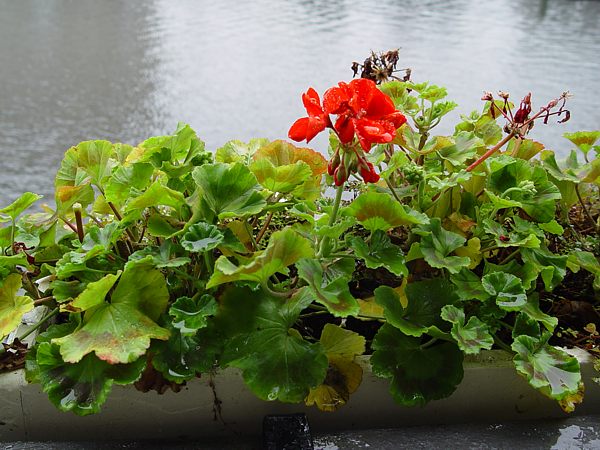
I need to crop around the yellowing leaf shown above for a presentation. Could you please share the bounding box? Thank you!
[305,324,365,412]
[0,274,34,338]
[454,237,482,269]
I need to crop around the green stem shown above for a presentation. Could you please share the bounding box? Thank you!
[498,248,520,265]
[261,281,292,299]
[575,184,598,232]
[316,183,345,258]
[328,183,345,227]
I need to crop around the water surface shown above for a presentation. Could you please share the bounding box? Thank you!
[1,0,599,205]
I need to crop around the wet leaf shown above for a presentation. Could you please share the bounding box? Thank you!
[53,266,170,364]
[207,228,313,288]
[104,162,154,206]
[371,324,463,406]
[220,287,328,403]
[55,140,116,189]
[169,294,217,335]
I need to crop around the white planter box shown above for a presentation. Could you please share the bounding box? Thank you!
[1,350,599,441]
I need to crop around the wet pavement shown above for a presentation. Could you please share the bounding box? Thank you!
[2,415,599,449]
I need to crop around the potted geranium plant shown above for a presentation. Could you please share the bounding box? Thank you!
[1,51,598,426]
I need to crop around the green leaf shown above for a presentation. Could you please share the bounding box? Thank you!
[0,273,34,338]
[567,251,600,291]
[374,279,456,337]
[126,241,190,270]
[33,341,144,415]
[348,230,407,276]
[53,266,170,364]
[135,123,204,163]
[415,218,470,273]
[539,219,564,235]
[296,258,359,317]
[249,141,326,197]
[192,163,266,220]
[450,269,489,301]
[55,140,116,189]
[371,324,463,406]
[55,184,95,213]
[344,192,428,232]
[169,295,217,335]
[220,287,328,403]
[563,131,600,155]
[125,182,185,212]
[481,272,527,311]
[508,138,545,161]
[437,131,482,167]
[486,156,561,223]
[81,222,122,252]
[0,192,43,222]
[151,322,220,383]
[521,247,567,291]
[181,222,224,253]
[104,162,154,206]
[0,254,29,281]
[71,272,120,312]
[512,333,582,401]
[215,138,269,164]
[441,305,494,354]
[521,294,558,332]
[207,228,313,288]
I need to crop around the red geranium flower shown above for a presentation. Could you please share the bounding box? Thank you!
[323,78,406,151]
[288,88,330,143]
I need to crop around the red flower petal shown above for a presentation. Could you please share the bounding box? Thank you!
[385,111,407,128]
[348,79,376,114]
[354,118,396,151]
[305,116,327,143]
[366,89,397,118]
[288,117,309,142]
[323,82,351,115]
[334,114,355,144]
[302,87,324,117]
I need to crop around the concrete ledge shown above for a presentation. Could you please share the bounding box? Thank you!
[1,350,599,441]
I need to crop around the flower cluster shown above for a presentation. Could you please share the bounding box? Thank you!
[289,78,406,185]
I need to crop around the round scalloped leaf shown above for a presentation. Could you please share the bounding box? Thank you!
[34,342,145,416]
[563,131,600,155]
[415,218,470,274]
[348,230,407,276]
[220,287,328,403]
[126,241,190,270]
[53,266,170,364]
[482,272,527,311]
[0,273,34,338]
[344,192,428,232]
[104,162,154,206]
[253,140,327,176]
[374,279,456,337]
[441,305,494,354]
[55,140,116,190]
[371,324,464,407]
[296,258,359,317]
[512,333,581,402]
[250,158,312,194]
[192,162,266,220]
[207,228,313,288]
[215,138,270,164]
[151,322,221,383]
[181,222,224,253]
[169,295,217,335]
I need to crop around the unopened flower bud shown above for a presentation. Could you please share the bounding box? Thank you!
[482,92,494,101]
[498,91,509,100]
[327,151,341,176]
[333,164,348,186]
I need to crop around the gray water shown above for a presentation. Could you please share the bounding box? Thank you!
[1,0,599,206]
